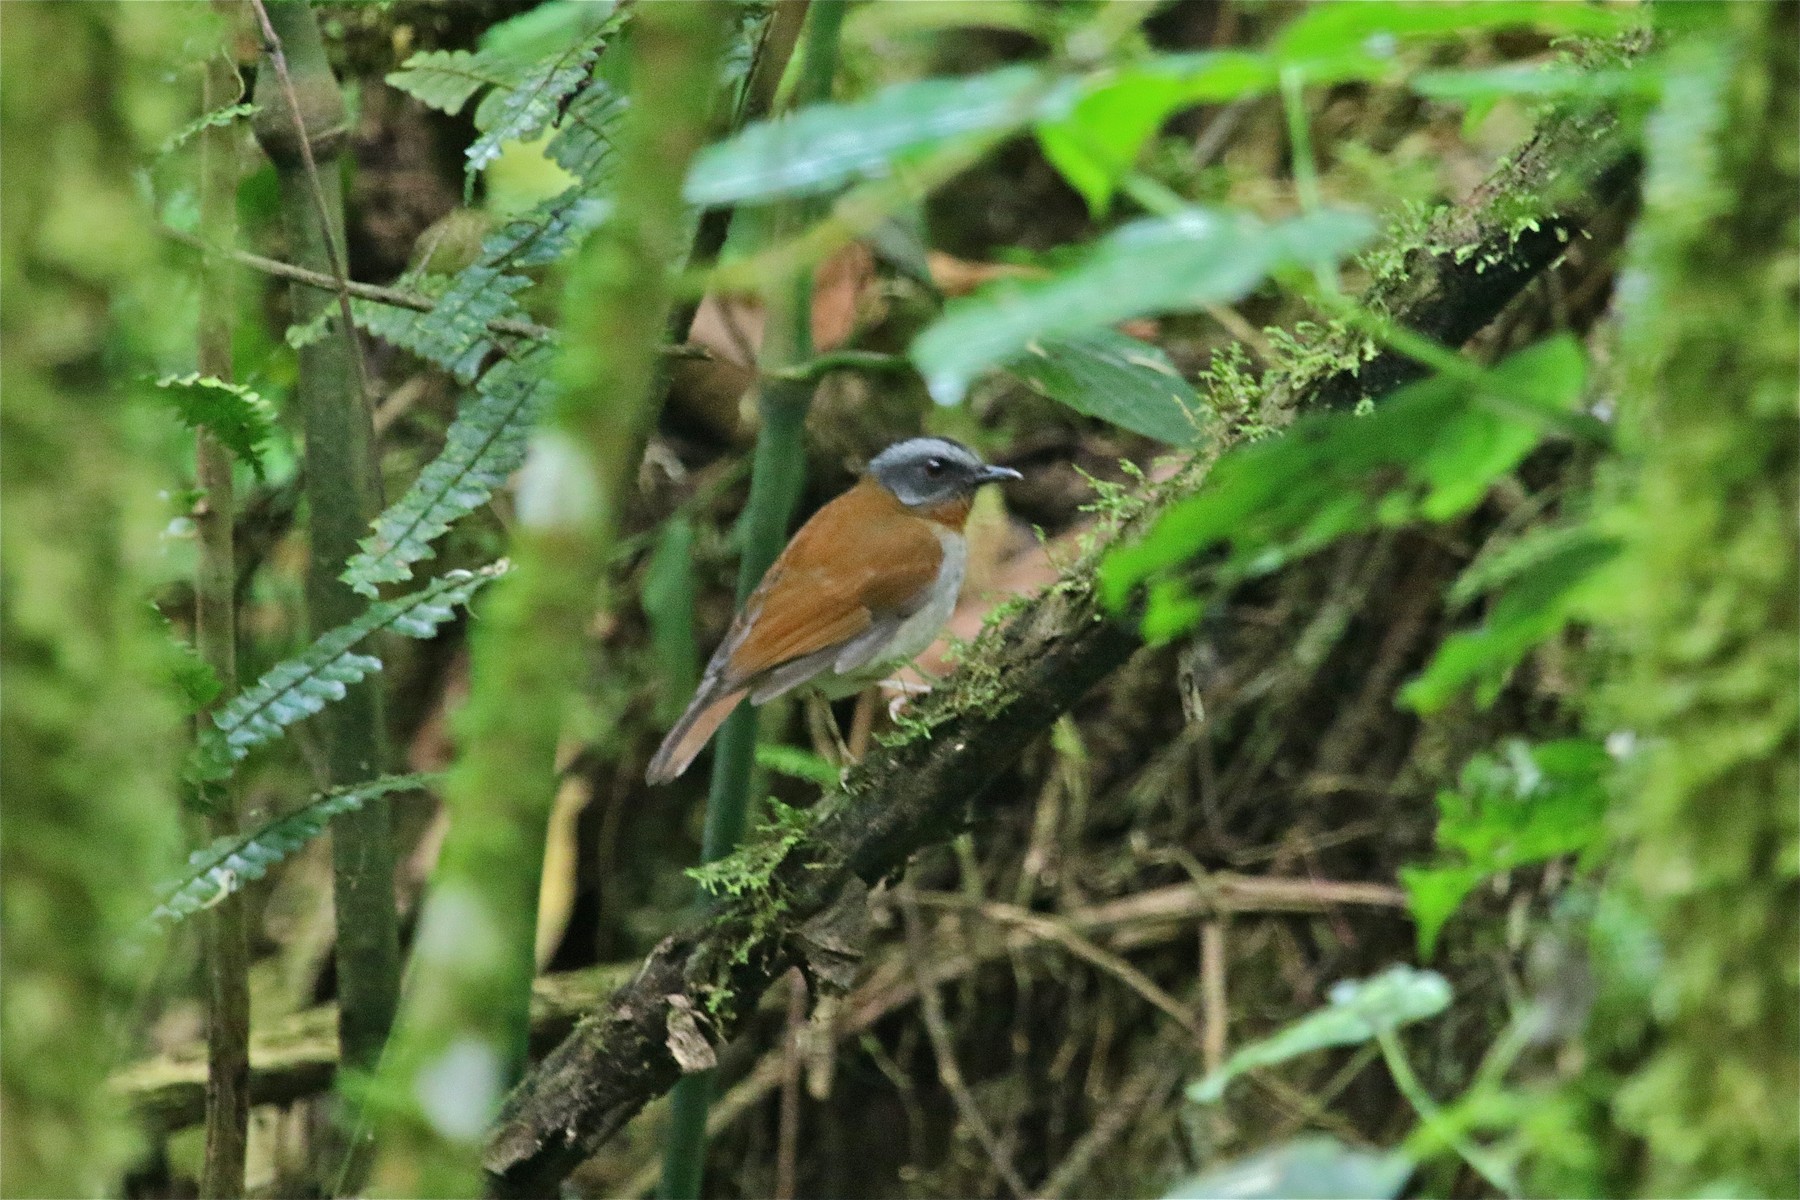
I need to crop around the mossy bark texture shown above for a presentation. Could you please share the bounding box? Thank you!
[0,4,191,1194]
[1601,6,1799,1193]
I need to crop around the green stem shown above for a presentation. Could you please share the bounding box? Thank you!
[249,0,399,1124]
[1280,66,1340,293]
[365,4,730,1196]
[1376,1028,1517,1197]
[196,16,249,1197]
[662,8,846,1198]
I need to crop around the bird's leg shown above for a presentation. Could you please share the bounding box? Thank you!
[848,687,877,761]
[804,692,854,772]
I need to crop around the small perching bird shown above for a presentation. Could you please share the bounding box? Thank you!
[645,437,1021,784]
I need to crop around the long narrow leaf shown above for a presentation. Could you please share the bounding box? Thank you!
[344,354,554,595]
[912,206,1376,405]
[193,564,504,777]
[684,65,1078,206]
[148,774,435,927]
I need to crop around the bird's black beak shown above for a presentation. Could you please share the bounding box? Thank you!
[977,464,1023,485]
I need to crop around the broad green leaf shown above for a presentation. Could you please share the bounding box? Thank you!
[1007,329,1204,445]
[344,353,554,596]
[1101,336,1587,633]
[1165,1136,1413,1200]
[1404,526,1621,713]
[154,373,279,480]
[1275,3,1632,83]
[913,206,1375,406]
[1402,738,1610,955]
[478,0,622,66]
[1412,63,1660,104]
[193,565,504,778]
[1188,965,1451,1104]
[148,774,433,928]
[387,50,513,116]
[685,65,1078,206]
[1036,52,1276,215]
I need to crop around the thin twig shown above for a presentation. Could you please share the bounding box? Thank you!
[247,0,372,408]
[909,893,1204,1044]
[774,968,806,1200]
[899,889,1030,1200]
[1034,1026,1190,1200]
[161,224,559,342]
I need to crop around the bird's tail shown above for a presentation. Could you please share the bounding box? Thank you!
[644,685,748,784]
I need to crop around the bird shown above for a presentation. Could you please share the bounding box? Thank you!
[645,437,1022,784]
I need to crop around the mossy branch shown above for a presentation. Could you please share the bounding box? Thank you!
[483,101,1640,1198]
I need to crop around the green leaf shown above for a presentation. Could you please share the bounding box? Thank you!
[356,266,530,382]
[193,565,504,777]
[754,744,839,786]
[387,50,513,115]
[1274,3,1632,83]
[481,191,611,269]
[161,102,259,156]
[467,42,600,174]
[1404,527,1621,713]
[1188,965,1451,1104]
[148,774,433,928]
[1402,739,1610,956]
[1100,336,1586,625]
[1036,52,1276,214]
[154,374,279,480]
[685,65,1078,206]
[1412,63,1661,104]
[1165,1136,1413,1200]
[912,206,1376,405]
[344,353,553,596]
[1007,328,1205,445]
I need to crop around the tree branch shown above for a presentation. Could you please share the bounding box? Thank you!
[484,104,1638,1197]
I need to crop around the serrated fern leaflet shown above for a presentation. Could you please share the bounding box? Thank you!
[154,373,279,479]
[343,353,554,595]
[193,564,504,777]
[148,774,435,928]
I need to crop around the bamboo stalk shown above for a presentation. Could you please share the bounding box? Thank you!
[365,4,730,1195]
[248,0,399,1096]
[660,7,847,1197]
[196,14,249,1194]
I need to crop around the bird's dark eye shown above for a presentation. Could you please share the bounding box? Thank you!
[923,457,947,476]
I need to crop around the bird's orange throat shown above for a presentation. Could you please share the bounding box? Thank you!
[915,495,972,529]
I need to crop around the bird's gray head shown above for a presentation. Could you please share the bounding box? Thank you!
[867,437,1021,508]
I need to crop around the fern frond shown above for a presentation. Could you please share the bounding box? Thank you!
[386,49,516,115]
[161,102,259,156]
[148,774,435,927]
[481,190,611,270]
[154,374,279,479]
[343,353,554,595]
[467,42,601,173]
[193,564,504,777]
[355,267,529,381]
[546,80,628,185]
